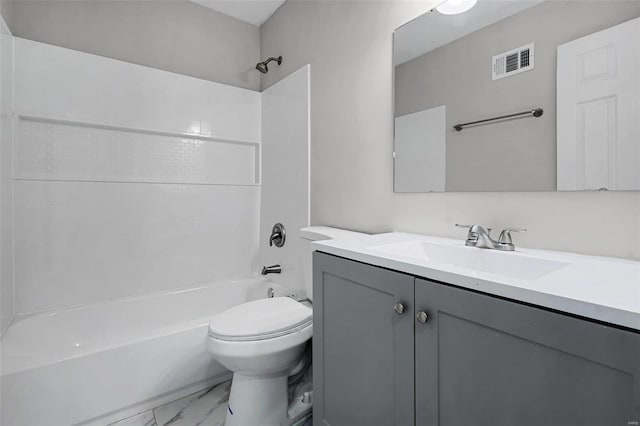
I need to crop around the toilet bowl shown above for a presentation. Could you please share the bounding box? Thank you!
[206,226,366,426]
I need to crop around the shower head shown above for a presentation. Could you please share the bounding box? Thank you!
[256,56,283,74]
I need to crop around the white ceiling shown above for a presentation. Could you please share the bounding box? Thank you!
[191,0,286,26]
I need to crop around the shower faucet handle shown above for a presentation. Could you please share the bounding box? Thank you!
[269,223,286,247]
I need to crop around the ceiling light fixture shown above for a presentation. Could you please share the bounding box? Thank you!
[436,0,478,15]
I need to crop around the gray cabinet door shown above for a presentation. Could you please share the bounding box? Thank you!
[313,252,415,426]
[415,277,640,426]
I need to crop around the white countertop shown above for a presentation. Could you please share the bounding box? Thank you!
[313,233,640,331]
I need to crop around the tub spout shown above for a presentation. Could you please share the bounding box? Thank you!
[261,264,281,275]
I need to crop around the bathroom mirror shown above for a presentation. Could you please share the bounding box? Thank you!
[393,0,640,192]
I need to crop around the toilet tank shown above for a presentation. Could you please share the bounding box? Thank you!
[300,226,367,301]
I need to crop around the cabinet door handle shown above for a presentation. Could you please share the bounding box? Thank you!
[416,311,428,324]
[394,302,406,315]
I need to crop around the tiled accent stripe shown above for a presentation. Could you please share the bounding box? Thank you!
[17,117,258,186]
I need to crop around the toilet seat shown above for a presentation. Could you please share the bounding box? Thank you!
[208,297,312,342]
[206,298,313,376]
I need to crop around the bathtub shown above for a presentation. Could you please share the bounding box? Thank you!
[1,277,280,426]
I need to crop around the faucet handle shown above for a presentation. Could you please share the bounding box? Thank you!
[498,228,527,244]
[455,224,473,229]
[455,224,476,241]
[456,224,491,236]
[455,224,491,231]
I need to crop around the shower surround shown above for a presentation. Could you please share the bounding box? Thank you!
[1,37,311,425]
[12,38,262,313]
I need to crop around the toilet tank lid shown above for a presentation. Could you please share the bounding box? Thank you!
[299,226,367,241]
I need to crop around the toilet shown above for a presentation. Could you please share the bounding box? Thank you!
[206,226,365,426]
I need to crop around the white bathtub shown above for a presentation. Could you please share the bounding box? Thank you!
[1,277,279,426]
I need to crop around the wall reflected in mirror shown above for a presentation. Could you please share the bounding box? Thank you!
[393,0,640,192]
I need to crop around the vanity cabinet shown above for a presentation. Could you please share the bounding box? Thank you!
[415,277,640,426]
[313,252,640,426]
[312,251,415,426]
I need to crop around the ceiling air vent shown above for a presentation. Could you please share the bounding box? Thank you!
[492,43,534,80]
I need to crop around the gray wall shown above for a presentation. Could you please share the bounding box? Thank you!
[260,0,640,260]
[0,11,13,333]
[2,0,639,259]
[0,0,12,29]
[4,0,260,90]
[395,1,640,192]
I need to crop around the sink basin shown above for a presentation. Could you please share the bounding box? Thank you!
[368,240,569,280]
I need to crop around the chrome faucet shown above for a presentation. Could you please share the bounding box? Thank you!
[455,224,526,251]
[269,223,286,247]
[261,264,282,275]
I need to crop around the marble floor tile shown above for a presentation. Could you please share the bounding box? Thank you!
[153,381,231,426]
[108,410,157,426]
[110,379,313,426]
